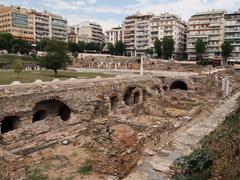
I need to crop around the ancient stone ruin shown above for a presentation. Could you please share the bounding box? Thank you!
[0,69,239,179]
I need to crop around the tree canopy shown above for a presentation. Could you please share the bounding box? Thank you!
[195,38,206,61]
[115,40,126,56]
[0,33,14,53]
[154,38,162,58]
[107,42,115,55]
[221,41,233,61]
[40,40,72,76]
[13,59,23,78]
[162,37,175,59]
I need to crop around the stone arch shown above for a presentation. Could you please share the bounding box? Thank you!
[32,99,71,122]
[170,80,188,91]
[33,110,47,123]
[1,116,20,134]
[123,86,143,106]
[110,96,119,111]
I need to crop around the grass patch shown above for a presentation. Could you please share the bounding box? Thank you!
[78,159,93,176]
[173,99,240,179]
[0,54,36,64]
[0,70,113,85]
[28,168,48,180]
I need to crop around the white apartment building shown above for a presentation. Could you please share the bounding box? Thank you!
[122,12,187,58]
[106,26,123,45]
[33,11,50,42]
[123,13,153,57]
[122,13,138,56]
[136,18,152,57]
[187,10,225,60]
[32,10,67,42]
[49,13,67,41]
[150,13,187,59]
[225,9,240,62]
[70,21,104,44]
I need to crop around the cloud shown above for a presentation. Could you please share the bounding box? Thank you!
[88,0,97,5]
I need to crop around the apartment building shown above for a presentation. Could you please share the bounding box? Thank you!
[106,26,123,45]
[122,13,138,56]
[70,21,104,44]
[34,11,67,42]
[67,30,91,44]
[49,13,67,41]
[0,5,35,42]
[122,13,154,56]
[136,14,153,57]
[150,13,187,59]
[33,10,50,42]
[224,9,240,62]
[187,10,225,60]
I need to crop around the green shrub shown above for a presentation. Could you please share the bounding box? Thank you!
[29,168,48,180]
[173,149,212,177]
[78,159,93,175]
[196,59,210,66]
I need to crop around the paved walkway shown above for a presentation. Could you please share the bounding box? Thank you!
[69,68,199,78]
[124,92,240,180]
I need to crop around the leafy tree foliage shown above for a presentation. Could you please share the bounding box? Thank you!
[221,41,233,63]
[0,33,14,53]
[115,40,126,56]
[154,38,162,58]
[40,40,72,76]
[145,48,154,56]
[13,59,24,78]
[107,42,115,55]
[36,38,50,51]
[162,37,175,59]
[195,38,206,62]
[12,39,31,54]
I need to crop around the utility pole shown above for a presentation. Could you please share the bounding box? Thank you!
[140,54,144,75]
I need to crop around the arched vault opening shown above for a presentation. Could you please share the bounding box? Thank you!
[170,81,188,91]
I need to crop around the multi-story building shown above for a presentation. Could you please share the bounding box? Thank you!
[150,13,187,59]
[33,10,50,42]
[106,26,123,45]
[187,10,225,60]
[122,12,187,57]
[67,31,91,44]
[122,13,153,56]
[224,9,240,62]
[135,14,153,57]
[0,5,35,42]
[70,21,104,44]
[122,13,139,56]
[49,13,67,41]
[0,5,67,42]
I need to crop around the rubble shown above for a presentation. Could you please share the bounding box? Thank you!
[0,69,239,179]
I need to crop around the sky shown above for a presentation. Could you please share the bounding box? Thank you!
[1,0,240,31]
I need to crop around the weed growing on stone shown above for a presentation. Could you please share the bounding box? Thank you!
[78,159,93,175]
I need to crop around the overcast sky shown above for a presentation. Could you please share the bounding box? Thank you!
[1,0,240,31]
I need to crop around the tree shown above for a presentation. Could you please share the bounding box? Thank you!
[13,59,23,79]
[36,38,50,51]
[195,38,206,62]
[107,42,115,55]
[162,37,175,60]
[221,41,233,64]
[115,40,126,56]
[12,39,31,54]
[40,40,72,76]
[68,42,79,53]
[154,38,162,58]
[0,33,14,53]
[78,41,86,53]
[145,48,153,57]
